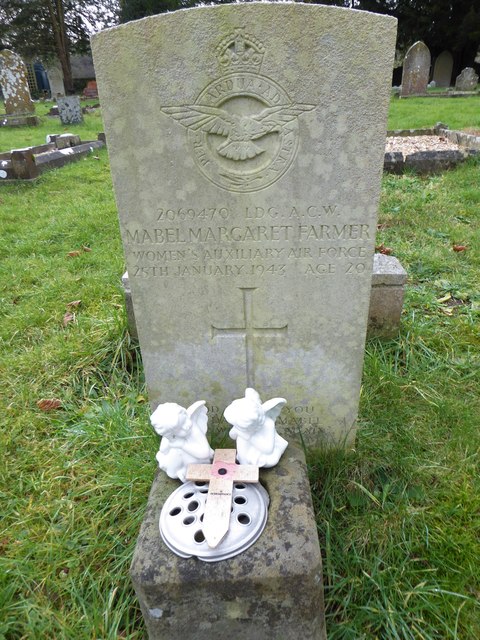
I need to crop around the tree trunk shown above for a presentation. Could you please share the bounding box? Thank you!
[45,0,74,93]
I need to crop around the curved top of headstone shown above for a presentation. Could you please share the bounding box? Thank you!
[46,63,65,98]
[433,50,453,88]
[0,49,35,115]
[401,41,431,96]
[91,2,397,448]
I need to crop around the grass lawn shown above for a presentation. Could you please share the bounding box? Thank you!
[388,94,480,130]
[0,100,103,153]
[0,96,479,639]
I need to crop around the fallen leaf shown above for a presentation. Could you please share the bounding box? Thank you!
[453,244,467,252]
[66,299,82,308]
[92,155,100,160]
[37,398,62,411]
[437,293,452,304]
[0,537,10,554]
[375,243,393,255]
[82,245,92,252]
[440,307,454,316]
[63,312,75,327]
[67,250,81,258]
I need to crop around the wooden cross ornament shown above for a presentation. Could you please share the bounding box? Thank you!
[186,449,259,548]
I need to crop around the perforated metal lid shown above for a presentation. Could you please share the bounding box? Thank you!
[159,480,269,562]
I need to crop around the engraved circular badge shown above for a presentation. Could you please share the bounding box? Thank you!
[189,72,300,193]
[160,29,315,193]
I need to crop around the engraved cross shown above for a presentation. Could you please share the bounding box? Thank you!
[211,287,288,387]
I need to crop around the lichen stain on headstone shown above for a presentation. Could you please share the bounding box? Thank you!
[0,50,35,115]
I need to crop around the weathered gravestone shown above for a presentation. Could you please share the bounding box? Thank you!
[46,63,65,97]
[92,3,396,449]
[401,41,431,96]
[57,95,83,124]
[93,5,396,639]
[455,67,479,92]
[0,49,39,126]
[433,51,453,88]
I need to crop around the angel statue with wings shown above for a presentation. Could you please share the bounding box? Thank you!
[150,401,213,482]
[224,388,288,468]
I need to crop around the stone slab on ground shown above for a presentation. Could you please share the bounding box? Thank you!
[130,443,326,640]
[92,3,397,447]
[0,138,105,182]
[0,114,40,127]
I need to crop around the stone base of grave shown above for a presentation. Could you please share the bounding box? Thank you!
[368,254,407,339]
[130,443,327,640]
[0,114,40,127]
[0,136,105,182]
[122,253,407,343]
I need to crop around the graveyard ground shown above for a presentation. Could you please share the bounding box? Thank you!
[1,97,479,639]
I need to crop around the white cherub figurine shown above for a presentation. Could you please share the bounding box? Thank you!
[224,388,288,468]
[150,400,213,482]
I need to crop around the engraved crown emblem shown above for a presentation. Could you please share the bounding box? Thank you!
[216,28,265,73]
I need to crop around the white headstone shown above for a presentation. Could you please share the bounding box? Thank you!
[92,3,397,447]
[46,63,65,97]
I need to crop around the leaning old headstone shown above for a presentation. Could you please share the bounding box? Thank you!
[57,95,83,124]
[455,67,479,92]
[432,50,453,88]
[0,49,39,126]
[401,41,431,96]
[93,3,396,449]
[46,63,65,98]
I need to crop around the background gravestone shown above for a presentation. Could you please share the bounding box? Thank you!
[401,41,431,96]
[92,3,397,448]
[0,49,35,115]
[57,95,83,124]
[433,50,453,88]
[455,67,479,91]
[46,64,65,97]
